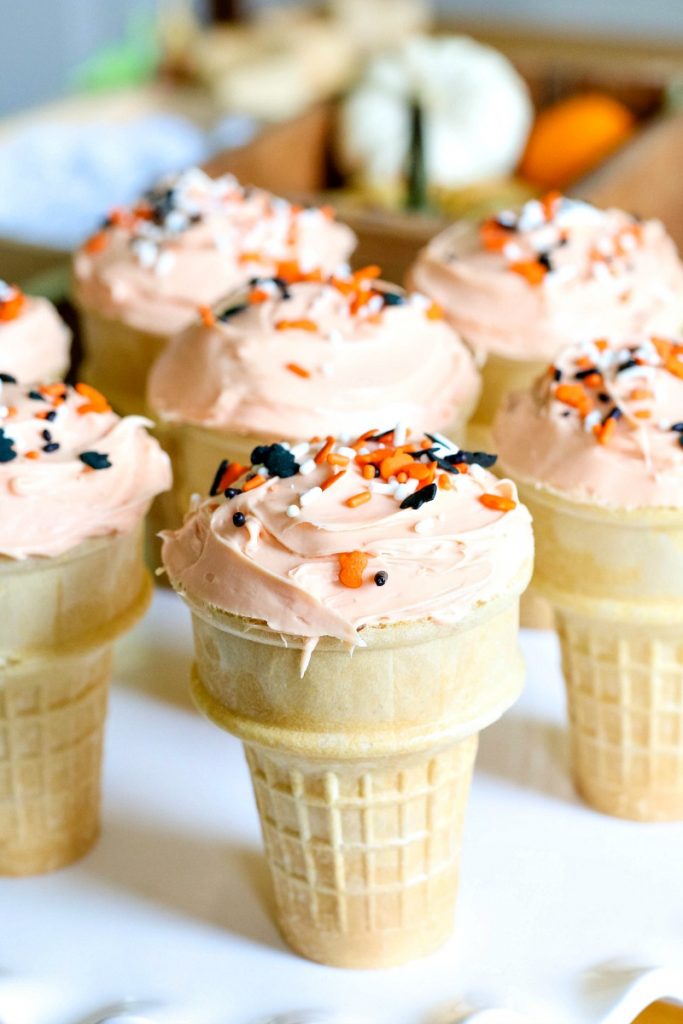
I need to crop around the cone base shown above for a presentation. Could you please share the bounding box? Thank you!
[245,736,477,968]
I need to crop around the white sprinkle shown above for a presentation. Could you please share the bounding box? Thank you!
[300,486,322,508]
[414,517,436,534]
[155,250,176,277]
[468,464,488,482]
[165,210,188,233]
[529,225,559,253]
[279,441,291,450]
[322,363,334,377]
[503,242,524,262]
[409,292,430,311]
[619,364,654,382]
[337,446,356,459]
[328,329,345,347]
[517,199,545,233]
[133,239,157,268]
[583,410,602,432]
[394,479,419,503]
[286,504,301,517]
[369,480,396,495]
[393,421,406,446]
[290,442,310,460]
[366,294,384,315]
[357,446,370,455]
[256,466,270,477]
[299,458,316,476]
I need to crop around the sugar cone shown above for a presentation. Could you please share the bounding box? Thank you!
[0,527,151,874]
[517,481,683,821]
[77,308,170,417]
[183,566,530,967]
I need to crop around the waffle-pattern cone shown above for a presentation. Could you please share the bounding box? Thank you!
[518,482,683,821]
[78,308,169,417]
[184,567,530,967]
[0,527,151,874]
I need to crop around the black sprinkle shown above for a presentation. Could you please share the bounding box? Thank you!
[27,390,45,402]
[598,392,611,403]
[679,435,683,449]
[218,302,248,322]
[43,442,60,453]
[604,407,623,423]
[617,358,639,374]
[449,449,498,469]
[250,443,299,478]
[374,571,388,586]
[382,291,406,306]
[41,429,52,441]
[45,409,57,421]
[79,450,111,470]
[224,487,242,499]
[552,367,562,382]
[400,482,437,511]
[671,423,683,432]
[232,511,246,528]
[209,459,229,497]
[0,373,17,384]
[0,427,17,462]
[538,252,553,272]
[562,410,571,417]
[575,367,599,380]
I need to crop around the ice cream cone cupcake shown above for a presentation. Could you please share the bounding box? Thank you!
[409,194,683,452]
[72,168,356,416]
[0,378,171,874]
[162,427,532,966]
[148,267,481,532]
[495,335,683,821]
[0,281,70,383]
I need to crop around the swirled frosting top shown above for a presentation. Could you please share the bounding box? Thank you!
[0,281,70,383]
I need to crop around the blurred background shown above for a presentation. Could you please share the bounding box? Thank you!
[2,0,683,285]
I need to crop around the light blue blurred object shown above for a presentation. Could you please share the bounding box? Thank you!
[0,114,209,250]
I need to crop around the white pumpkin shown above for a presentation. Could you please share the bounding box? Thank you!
[338,35,533,191]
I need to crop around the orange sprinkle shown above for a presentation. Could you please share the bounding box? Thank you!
[576,356,593,369]
[40,383,67,398]
[276,319,318,332]
[24,450,40,460]
[84,230,108,255]
[362,464,375,480]
[75,382,111,415]
[242,475,266,492]
[555,383,592,416]
[480,218,511,252]
[198,304,216,327]
[595,417,617,445]
[275,259,302,280]
[509,260,547,286]
[479,493,517,512]
[321,471,345,491]
[217,462,247,491]
[351,428,378,450]
[630,388,653,401]
[286,362,310,378]
[0,291,25,322]
[380,452,414,480]
[666,355,683,380]
[583,373,602,389]
[407,461,435,481]
[327,453,349,467]
[338,550,368,589]
[353,265,382,281]
[396,472,408,484]
[594,338,608,351]
[454,462,469,474]
[249,288,270,304]
[5,406,16,418]
[346,491,372,509]
[633,409,652,419]
[314,436,335,464]
[426,302,444,320]
[541,190,563,219]
[239,251,262,264]
[438,473,452,490]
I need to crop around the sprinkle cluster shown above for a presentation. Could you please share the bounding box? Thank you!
[547,336,683,447]
[81,167,341,280]
[206,425,515,589]
[479,192,643,287]
[0,378,114,469]
[0,281,26,323]
[196,265,443,381]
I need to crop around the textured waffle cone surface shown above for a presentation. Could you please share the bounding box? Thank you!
[77,307,168,418]
[518,481,683,821]
[185,581,527,966]
[0,527,151,874]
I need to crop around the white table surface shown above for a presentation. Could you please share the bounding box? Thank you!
[2,587,683,1024]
